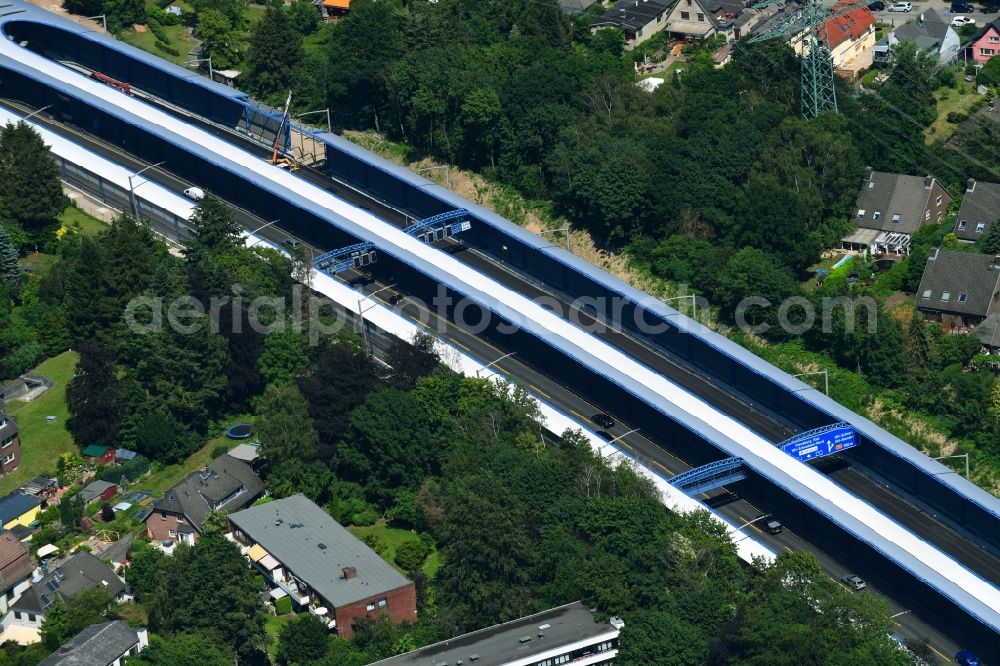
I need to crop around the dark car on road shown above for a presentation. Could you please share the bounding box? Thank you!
[868,0,885,9]
[951,1,974,11]
[954,651,981,666]
[591,413,615,429]
[596,430,614,441]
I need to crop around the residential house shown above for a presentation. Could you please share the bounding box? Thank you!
[228,494,416,637]
[665,0,752,42]
[79,480,117,507]
[0,494,41,532]
[0,410,21,476]
[314,0,349,20]
[145,454,264,546]
[81,445,115,466]
[955,179,1000,242]
[370,602,624,666]
[591,0,672,50]
[94,533,133,572]
[975,313,1000,351]
[968,18,1000,64]
[915,248,1000,328]
[37,621,148,666]
[0,533,34,617]
[792,5,876,79]
[226,442,261,468]
[114,449,138,463]
[842,168,951,260]
[880,9,960,66]
[0,551,126,645]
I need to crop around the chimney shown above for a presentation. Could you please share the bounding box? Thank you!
[865,166,873,181]
[967,178,976,193]
[341,566,357,580]
[929,247,939,260]
[992,255,1000,270]
[924,176,933,190]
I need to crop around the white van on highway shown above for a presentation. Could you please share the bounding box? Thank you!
[183,186,205,200]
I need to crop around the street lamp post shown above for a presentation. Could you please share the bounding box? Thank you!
[245,219,282,247]
[793,369,829,396]
[540,227,572,253]
[476,351,517,379]
[603,428,641,461]
[357,284,397,355]
[22,105,52,121]
[184,57,214,83]
[295,108,332,132]
[127,161,166,221]
[84,14,107,31]
[732,513,772,542]
[416,165,451,190]
[932,453,970,480]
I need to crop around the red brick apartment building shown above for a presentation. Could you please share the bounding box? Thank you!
[0,409,22,476]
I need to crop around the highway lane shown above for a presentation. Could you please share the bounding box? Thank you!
[16,93,1000,595]
[17,102,968,660]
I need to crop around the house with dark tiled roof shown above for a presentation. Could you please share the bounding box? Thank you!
[591,0,672,49]
[228,494,416,638]
[967,18,1000,64]
[559,0,601,14]
[955,179,1000,243]
[0,410,21,477]
[0,533,34,617]
[0,551,126,645]
[665,0,757,42]
[37,621,148,666]
[145,454,264,546]
[916,248,1000,329]
[842,168,951,260]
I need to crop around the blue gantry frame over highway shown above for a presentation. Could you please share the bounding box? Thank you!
[0,3,997,657]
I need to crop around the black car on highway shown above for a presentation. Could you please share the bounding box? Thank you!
[591,413,615,429]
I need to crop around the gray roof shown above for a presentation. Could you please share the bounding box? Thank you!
[895,8,950,49]
[94,533,133,565]
[592,0,672,32]
[974,313,1000,348]
[853,170,942,235]
[369,602,621,666]
[37,621,140,666]
[13,551,125,613]
[916,248,1000,317]
[226,443,260,463]
[151,455,264,532]
[115,448,138,460]
[228,494,411,609]
[79,480,116,504]
[558,0,600,14]
[955,180,1000,242]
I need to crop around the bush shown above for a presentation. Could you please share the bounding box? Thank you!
[211,444,229,459]
[99,455,151,485]
[394,539,430,571]
[146,4,180,26]
[946,111,968,124]
[274,595,292,615]
[155,40,180,57]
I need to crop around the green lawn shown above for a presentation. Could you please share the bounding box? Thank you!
[927,79,981,143]
[245,3,268,28]
[134,434,226,498]
[0,351,80,495]
[641,61,687,81]
[59,206,107,237]
[347,523,441,579]
[120,23,196,65]
[265,613,294,657]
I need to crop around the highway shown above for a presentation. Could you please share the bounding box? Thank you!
[13,82,1000,590]
[8,101,978,662]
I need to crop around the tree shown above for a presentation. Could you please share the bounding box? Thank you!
[244,6,304,99]
[149,533,267,660]
[256,382,320,464]
[259,330,311,385]
[184,195,243,263]
[980,220,1000,255]
[394,539,430,572]
[0,223,21,293]
[0,122,67,249]
[65,341,124,448]
[123,540,168,602]
[40,587,117,650]
[385,333,439,390]
[129,632,236,666]
[101,0,146,32]
[288,0,319,35]
[196,9,242,70]
[276,614,329,665]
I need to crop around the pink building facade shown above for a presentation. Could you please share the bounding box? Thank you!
[971,21,1000,63]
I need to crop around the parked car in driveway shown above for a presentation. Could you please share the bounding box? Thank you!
[951,15,977,26]
[841,573,867,590]
[889,1,912,10]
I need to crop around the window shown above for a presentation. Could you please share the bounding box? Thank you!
[366,602,375,612]
[937,212,943,222]
[554,656,571,665]
[857,209,866,218]
[925,210,930,221]
[958,293,968,304]
[680,10,689,18]
[991,35,1000,42]
[868,180,875,189]
[959,219,968,230]
[2,453,13,465]
[921,289,931,299]
[941,291,951,302]
[982,48,996,55]
[159,512,166,521]
[0,436,12,448]
[168,530,177,538]
[377,598,387,608]
[936,195,943,206]
[27,614,35,623]
[891,213,901,224]
[977,223,986,233]
[176,516,184,523]
[13,611,21,620]
[697,12,704,20]
[873,211,881,220]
